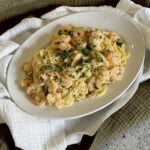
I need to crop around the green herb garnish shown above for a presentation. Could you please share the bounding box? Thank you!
[41,65,54,71]
[41,64,63,72]
[58,50,70,60]
[81,47,92,56]
[55,66,63,72]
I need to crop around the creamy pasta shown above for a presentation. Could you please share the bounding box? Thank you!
[20,25,129,109]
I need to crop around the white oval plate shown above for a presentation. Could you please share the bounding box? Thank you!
[7,10,145,120]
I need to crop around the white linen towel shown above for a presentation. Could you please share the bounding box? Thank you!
[0,0,149,149]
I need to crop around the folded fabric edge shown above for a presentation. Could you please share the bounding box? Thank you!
[41,6,132,21]
[0,40,19,60]
[65,66,143,147]
[90,67,143,150]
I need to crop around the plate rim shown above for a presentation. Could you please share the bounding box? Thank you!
[7,10,145,120]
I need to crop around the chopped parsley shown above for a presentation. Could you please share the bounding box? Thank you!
[55,66,63,72]
[58,50,70,60]
[41,65,63,72]
[81,45,92,55]
[41,65,54,71]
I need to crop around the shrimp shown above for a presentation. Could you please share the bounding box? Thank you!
[45,80,58,93]
[47,93,56,105]
[110,66,124,81]
[34,98,46,106]
[47,93,62,105]
[97,67,110,82]
[59,42,71,50]
[51,38,71,50]
[89,30,103,50]
[30,92,46,106]
[71,38,87,49]
[72,28,84,38]
[88,76,101,92]
[55,93,62,101]
[60,35,71,42]
[108,32,120,41]
[55,92,73,108]
[39,74,48,86]
[40,73,48,81]
[51,34,71,43]
[50,81,58,93]
[58,25,73,35]
[39,49,46,57]
[61,89,69,97]
[90,30,102,38]
[20,79,32,89]
[61,75,73,88]
[106,52,121,65]
[22,61,32,72]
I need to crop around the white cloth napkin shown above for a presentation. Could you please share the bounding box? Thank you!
[0,0,149,150]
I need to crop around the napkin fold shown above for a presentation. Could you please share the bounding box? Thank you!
[0,0,149,150]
